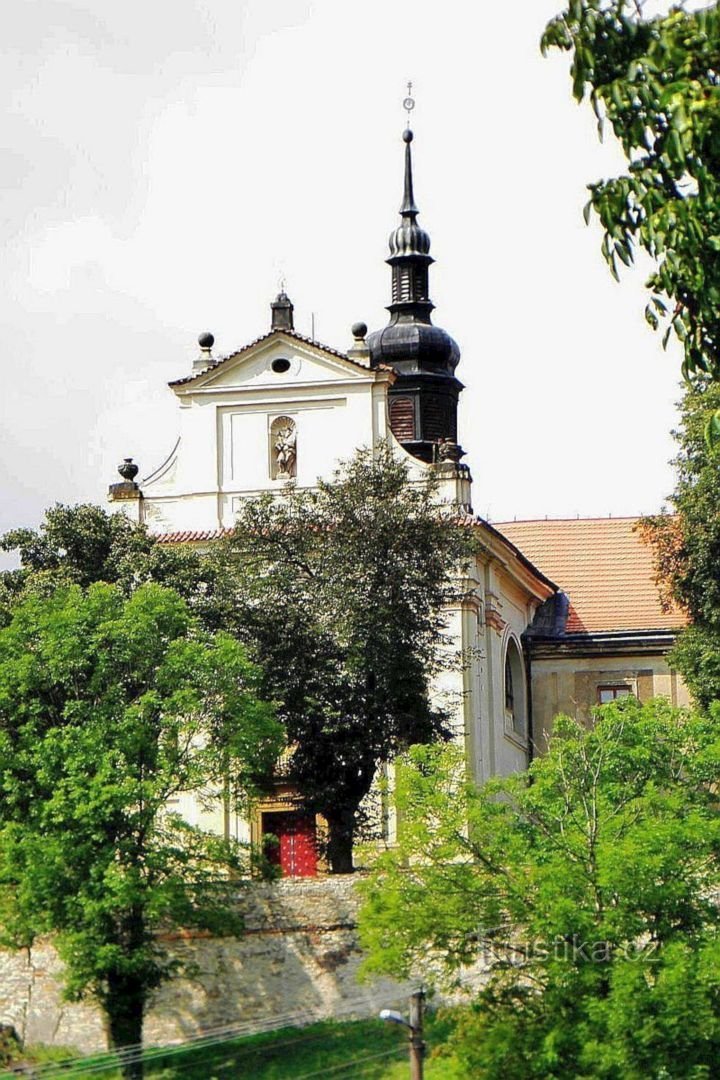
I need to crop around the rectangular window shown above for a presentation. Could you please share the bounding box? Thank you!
[597,685,632,705]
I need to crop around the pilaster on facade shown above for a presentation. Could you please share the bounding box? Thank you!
[484,591,507,634]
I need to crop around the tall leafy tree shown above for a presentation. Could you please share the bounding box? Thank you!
[359,697,720,1079]
[0,503,217,618]
[1,454,473,877]
[221,445,475,874]
[543,1,720,418]
[640,379,720,707]
[0,582,282,1078]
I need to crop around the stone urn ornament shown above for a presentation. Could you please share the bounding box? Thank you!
[118,458,139,482]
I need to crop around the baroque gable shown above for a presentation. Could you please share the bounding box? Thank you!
[118,319,396,536]
[170,330,379,398]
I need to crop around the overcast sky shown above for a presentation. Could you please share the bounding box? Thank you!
[1,0,693,549]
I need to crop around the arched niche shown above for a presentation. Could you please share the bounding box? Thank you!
[269,415,297,480]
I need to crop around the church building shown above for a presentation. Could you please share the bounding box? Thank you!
[109,122,688,875]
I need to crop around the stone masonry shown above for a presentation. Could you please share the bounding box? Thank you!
[0,877,414,1054]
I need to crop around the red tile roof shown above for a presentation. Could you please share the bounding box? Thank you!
[495,517,687,634]
[153,528,231,544]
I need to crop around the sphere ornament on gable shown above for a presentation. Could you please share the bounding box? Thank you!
[347,321,370,365]
[193,331,215,374]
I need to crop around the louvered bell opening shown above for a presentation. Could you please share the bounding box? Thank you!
[413,265,428,299]
[389,396,416,441]
[421,393,455,441]
[392,265,413,304]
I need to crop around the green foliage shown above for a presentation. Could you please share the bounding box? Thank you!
[542,2,720,397]
[672,624,720,707]
[0,504,224,628]
[0,452,471,876]
[0,1024,22,1068]
[0,503,153,588]
[0,582,282,1072]
[641,380,720,705]
[359,698,720,1078]
[222,444,475,872]
[15,1015,465,1079]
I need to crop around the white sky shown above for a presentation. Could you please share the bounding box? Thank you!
[1,0,692,548]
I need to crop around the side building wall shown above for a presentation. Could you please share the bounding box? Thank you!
[530,649,691,755]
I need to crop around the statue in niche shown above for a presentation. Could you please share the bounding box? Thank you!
[271,416,297,479]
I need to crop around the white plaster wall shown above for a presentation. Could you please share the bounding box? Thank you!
[109,328,551,836]
[137,338,390,534]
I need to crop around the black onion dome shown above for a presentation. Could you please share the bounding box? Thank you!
[388,221,431,258]
[367,321,460,373]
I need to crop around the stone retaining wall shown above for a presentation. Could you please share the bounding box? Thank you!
[0,877,414,1054]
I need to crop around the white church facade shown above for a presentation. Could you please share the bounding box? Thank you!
[109,125,688,875]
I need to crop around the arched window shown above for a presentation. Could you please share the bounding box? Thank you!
[504,637,527,741]
[505,656,514,715]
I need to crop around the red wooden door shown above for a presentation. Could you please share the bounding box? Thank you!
[263,812,317,877]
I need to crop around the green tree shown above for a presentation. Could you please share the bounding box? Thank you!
[0,503,218,620]
[0,582,282,1078]
[542,2,720,395]
[221,445,475,875]
[640,379,720,707]
[359,697,720,1079]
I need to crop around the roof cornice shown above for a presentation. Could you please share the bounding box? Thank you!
[527,629,679,660]
[169,328,392,390]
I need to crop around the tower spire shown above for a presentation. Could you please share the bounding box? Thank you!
[366,96,464,465]
[400,128,418,217]
[400,83,418,217]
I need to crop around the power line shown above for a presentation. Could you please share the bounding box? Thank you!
[293,1045,408,1079]
[14,989,410,1078]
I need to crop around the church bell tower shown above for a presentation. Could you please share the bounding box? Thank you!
[367,125,464,464]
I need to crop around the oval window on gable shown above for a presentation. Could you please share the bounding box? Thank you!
[271,357,291,374]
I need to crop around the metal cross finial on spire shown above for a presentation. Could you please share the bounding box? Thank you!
[400,83,418,218]
[403,81,415,127]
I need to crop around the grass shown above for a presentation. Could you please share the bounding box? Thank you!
[10,1014,467,1079]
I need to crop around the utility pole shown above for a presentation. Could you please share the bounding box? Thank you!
[408,988,425,1080]
[378,988,426,1078]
